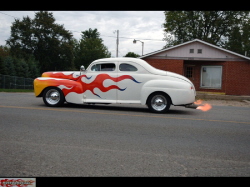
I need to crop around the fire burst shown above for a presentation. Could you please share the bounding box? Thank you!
[195,99,212,112]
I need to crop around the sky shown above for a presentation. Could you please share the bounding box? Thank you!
[0,11,167,58]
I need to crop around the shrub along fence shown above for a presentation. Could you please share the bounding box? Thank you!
[0,74,34,90]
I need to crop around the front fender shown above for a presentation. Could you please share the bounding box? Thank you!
[140,79,195,105]
[34,77,81,97]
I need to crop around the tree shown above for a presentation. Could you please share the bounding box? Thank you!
[239,20,250,56]
[15,58,30,78]
[0,46,10,75]
[163,11,250,50]
[0,45,10,57]
[224,18,250,56]
[124,52,140,58]
[0,56,6,75]
[0,45,40,78]
[3,56,16,76]
[26,56,40,78]
[6,11,75,73]
[74,28,111,68]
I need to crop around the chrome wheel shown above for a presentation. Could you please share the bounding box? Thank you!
[43,87,64,107]
[147,93,171,113]
[45,89,60,105]
[151,95,167,111]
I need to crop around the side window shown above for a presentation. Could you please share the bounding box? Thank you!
[91,64,101,71]
[91,63,116,71]
[119,63,138,71]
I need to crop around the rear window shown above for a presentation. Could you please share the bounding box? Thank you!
[119,63,137,71]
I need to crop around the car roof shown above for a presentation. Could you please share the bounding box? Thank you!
[91,57,166,75]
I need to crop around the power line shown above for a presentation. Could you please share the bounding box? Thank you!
[68,30,165,42]
[101,34,165,42]
[0,11,19,19]
[1,13,165,42]
[101,34,164,42]
[121,36,164,41]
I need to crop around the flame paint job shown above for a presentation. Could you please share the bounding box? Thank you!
[42,72,80,81]
[34,73,141,98]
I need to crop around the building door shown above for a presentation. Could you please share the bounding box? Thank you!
[184,65,195,80]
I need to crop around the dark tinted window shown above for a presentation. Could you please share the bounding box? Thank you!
[119,63,137,71]
[91,63,116,71]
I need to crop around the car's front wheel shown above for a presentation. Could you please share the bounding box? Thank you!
[43,87,65,107]
[147,92,171,113]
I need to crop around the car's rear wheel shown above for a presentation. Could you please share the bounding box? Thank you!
[43,87,65,107]
[147,92,171,113]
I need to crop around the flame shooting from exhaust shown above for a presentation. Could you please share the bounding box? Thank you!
[195,99,212,112]
[194,99,203,105]
[197,103,212,112]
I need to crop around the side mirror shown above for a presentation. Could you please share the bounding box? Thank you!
[80,65,85,71]
[80,65,85,75]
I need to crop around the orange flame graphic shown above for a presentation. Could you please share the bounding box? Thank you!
[35,73,141,98]
[195,99,212,112]
[42,72,80,81]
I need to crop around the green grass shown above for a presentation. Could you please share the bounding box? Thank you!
[0,89,34,92]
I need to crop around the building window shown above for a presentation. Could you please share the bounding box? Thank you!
[185,66,193,78]
[189,49,194,53]
[200,66,222,89]
[197,49,202,54]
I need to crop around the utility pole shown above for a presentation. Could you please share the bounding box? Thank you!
[114,30,119,57]
[116,30,119,57]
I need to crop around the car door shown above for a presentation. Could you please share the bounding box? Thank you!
[116,62,145,103]
[82,62,118,103]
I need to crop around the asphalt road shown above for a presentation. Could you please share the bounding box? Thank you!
[0,92,250,177]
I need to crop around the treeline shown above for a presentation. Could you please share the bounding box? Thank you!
[163,11,250,56]
[0,46,40,78]
[1,11,111,78]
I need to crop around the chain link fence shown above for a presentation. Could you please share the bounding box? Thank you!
[0,74,34,90]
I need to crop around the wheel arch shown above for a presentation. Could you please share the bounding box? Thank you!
[36,86,56,97]
[146,91,173,106]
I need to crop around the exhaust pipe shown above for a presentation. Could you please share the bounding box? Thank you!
[185,103,198,109]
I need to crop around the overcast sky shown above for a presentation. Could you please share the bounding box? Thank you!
[0,11,166,57]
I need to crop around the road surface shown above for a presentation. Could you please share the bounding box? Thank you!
[0,92,250,176]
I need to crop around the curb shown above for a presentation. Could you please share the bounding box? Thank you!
[196,92,250,101]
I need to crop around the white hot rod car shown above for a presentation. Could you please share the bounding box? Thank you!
[34,58,197,113]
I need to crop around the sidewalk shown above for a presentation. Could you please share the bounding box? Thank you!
[196,91,250,101]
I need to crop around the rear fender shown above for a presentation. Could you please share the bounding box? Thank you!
[140,79,195,105]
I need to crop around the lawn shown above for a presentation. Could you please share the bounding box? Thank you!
[0,89,34,92]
